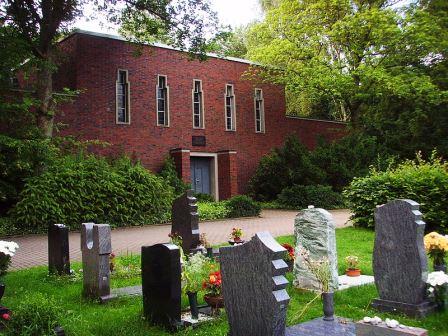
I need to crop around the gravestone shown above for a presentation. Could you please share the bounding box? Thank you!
[81,223,113,302]
[356,320,428,336]
[220,231,290,336]
[372,199,435,317]
[293,208,339,291]
[171,190,200,254]
[48,224,70,275]
[142,243,183,331]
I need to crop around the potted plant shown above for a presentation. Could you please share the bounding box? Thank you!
[297,246,334,321]
[202,269,224,314]
[281,243,295,272]
[181,253,209,319]
[345,255,361,277]
[424,232,448,272]
[200,233,213,259]
[229,227,244,244]
[426,271,448,311]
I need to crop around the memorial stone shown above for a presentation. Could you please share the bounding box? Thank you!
[171,190,200,254]
[142,243,183,331]
[372,199,436,317]
[293,208,339,291]
[220,231,290,336]
[48,224,70,275]
[81,223,112,302]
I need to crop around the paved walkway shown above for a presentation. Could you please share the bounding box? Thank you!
[8,209,351,270]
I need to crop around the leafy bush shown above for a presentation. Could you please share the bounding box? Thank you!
[198,201,230,220]
[158,156,189,196]
[277,184,344,210]
[194,193,215,202]
[227,195,261,218]
[10,155,173,233]
[4,293,62,336]
[344,153,448,233]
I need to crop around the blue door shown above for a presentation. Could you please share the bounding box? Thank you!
[190,157,211,195]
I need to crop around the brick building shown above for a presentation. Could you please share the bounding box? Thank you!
[55,30,346,200]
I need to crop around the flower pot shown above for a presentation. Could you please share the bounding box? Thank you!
[322,292,335,321]
[345,268,361,277]
[187,291,199,319]
[434,262,447,273]
[204,294,224,308]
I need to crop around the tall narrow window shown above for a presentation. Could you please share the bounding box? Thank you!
[254,88,265,133]
[225,84,236,131]
[157,75,169,126]
[116,70,130,124]
[192,80,204,128]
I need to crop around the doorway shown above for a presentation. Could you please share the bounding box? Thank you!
[190,157,212,196]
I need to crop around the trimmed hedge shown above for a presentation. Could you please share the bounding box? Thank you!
[344,154,448,233]
[10,156,173,233]
[277,184,344,210]
[227,195,261,218]
[198,201,230,220]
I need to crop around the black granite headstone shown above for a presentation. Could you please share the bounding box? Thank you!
[220,231,290,336]
[171,190,200,254]
[81,223,112,302]
[372,199,436,317]
[48,224,70,275]
[142,243,183,331]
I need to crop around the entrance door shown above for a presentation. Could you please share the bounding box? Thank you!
[190,157,211,195]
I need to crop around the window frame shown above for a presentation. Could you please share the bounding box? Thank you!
[192,79,205,129]
[156,74,170,127]
[224,84,236,131]
[116,69,131,125]
[254,88,265,133]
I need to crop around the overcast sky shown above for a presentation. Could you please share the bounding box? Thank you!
[74,0,262,34]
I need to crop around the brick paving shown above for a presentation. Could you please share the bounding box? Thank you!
[8,209,351,270]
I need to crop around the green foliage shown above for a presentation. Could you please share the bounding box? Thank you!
[10,155,173,233]
[198,202,230,221]
[4,293,62,336]
[226,195,261,218]
[0,135,60,215]
[277,185,344,210]
[344,153,448,233]
[158,156,189,196]
[194,193,215,202]
[182,253,210,293]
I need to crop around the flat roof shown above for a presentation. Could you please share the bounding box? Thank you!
[62,29,258,66]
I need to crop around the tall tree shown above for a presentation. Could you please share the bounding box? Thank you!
[246,0,447,124]
[0,0,219,137]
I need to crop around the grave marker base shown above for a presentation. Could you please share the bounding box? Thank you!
[286,317,355,336]
[371,299,436,318]
[355,321,428,336]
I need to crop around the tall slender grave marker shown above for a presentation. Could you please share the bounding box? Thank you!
[48,224,70,275]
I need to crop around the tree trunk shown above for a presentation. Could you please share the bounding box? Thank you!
[35,56,55,137]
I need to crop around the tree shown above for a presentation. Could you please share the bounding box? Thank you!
[246,0,448,125]
[0,0,220,137]
[207,25,249,58]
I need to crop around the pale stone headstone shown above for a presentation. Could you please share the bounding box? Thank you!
[48,224,70,275]
[171,190,200,254]
[372,199,435,317]
[293,208,339,291]
[81,223,112,302]
[220,231,290,336]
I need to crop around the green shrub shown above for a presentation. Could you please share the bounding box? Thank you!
[4,293,62,336]
[10,155,173,233]
[198,201,230,220]
[277,184,344,210]
[227,195,261,218]
[194,193,215,202]
[158,156,189,196]
[344,153,448,233]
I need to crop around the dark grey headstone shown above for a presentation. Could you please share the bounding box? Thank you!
[81,223,112,301]
[142,243,183,331]
[286,318,355,336]
[220,231,290,336]
[171,190,200,254]
[372,200,435,317]
[48,224,70,275]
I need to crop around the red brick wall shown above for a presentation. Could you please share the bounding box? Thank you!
[56,32,346,197]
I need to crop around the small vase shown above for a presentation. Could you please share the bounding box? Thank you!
[322,292,335,321]
[434,262,447,273]
[206,247,214,259]
[187,292,199,319]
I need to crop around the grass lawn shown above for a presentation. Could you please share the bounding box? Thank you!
[2,227,447,335]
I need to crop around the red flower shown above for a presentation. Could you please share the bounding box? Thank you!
[2,313,10,320]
